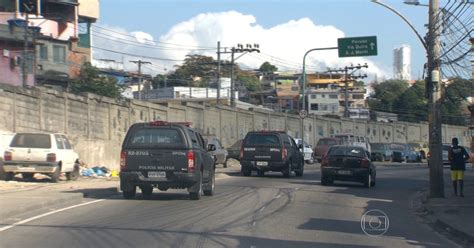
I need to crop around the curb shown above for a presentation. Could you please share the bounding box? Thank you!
[432,218,474,246]
[413,189,474,247]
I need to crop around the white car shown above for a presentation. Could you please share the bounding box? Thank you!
[295,138,314,164]
[1,133,80,182]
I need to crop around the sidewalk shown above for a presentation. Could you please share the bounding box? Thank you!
[0,160,242,220]
[417,167,474,247]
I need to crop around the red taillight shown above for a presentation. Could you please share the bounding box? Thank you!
[239,146,244,160]
[187,151,195,172]
[321,156,329,167]
[4,151,12,161]
[361,158,370,167]
[47,153,56,163]
[282,148,287,160]
[120,151,127,171]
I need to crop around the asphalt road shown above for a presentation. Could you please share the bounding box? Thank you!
[0,164,458,248]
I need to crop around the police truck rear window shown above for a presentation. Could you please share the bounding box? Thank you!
[245,134,280,146]
[128,129,184,146]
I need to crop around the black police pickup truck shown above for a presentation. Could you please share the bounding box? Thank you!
[120,121,216,200]
[240,131,304,178]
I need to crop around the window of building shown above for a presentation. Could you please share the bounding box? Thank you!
[311,94,316,99]
[321,94,326,98]
[310,104,319,111]
[291,86,299,91]
[53,45,66,63]
[329,94,337,99]
[353,94,364,99]
[39,45,48,60]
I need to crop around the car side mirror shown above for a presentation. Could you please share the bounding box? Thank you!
[207,144,216,151]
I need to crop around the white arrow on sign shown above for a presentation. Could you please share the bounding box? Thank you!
[369,42,375,50]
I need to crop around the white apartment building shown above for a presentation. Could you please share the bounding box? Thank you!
[393,45,411,80]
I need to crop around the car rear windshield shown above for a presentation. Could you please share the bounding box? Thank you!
[127,128,185,147]
[245,134,280,146]
[390,144,405,151]
[328,147,366,158]
[10,133,51,149]
[317,139,338,146]
[371,143,385,149]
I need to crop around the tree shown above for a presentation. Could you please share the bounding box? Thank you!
[236,71,260,92]
[353,80,365,87]
[152,74,167,89]
[259,62,278,74]
[70,62,123,98]
[368,79,409,112]
[440,77,473,125]
[394,80,428,122]
[168,55,216,87]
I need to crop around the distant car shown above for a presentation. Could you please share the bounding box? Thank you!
[314,137,341,162]
[204,136,229,167]
[408,142,429,160]
[226,139,242,161]
[390,143,421,163]
[320,145,376,188]
[370,143,392,162]
[2,133,80,182]
[294,138,314,164]
[240,131,304,178]
[0,133,14,180]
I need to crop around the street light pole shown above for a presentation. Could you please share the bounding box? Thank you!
[301,47,337,151]
[371,0,444,198]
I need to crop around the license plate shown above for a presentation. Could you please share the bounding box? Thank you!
[256,161,268,166]
[148,171,166,178]
[337,170,352,175]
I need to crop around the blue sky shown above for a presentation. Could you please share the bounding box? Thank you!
[96,0,431,79]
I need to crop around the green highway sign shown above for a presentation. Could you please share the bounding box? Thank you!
[338,36,377,57]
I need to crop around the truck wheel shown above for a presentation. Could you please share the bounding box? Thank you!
[295,163,304,177]
[282,162,291,178]
[140,185,153,199]
[66,164,80,181]
[203,169,215,196]
[0,166,14,181]
[223,159,228,168]
[50,165,61,183]
[189,171,203,200]
[242,168,251,177]
[22,173,35,181]
[363,172,372,188]
[123,186,136,199]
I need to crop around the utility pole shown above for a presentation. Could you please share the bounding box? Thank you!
[22,4,32,88]
[130,60,151,100]
[427,0,444,198]
[216,41,221,105]
[327,64,368,118]
[217,43,260,107]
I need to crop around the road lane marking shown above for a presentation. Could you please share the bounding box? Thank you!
[0,199,105,233]
[258,206,266,212]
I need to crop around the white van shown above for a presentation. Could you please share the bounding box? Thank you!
[331,133,371,153]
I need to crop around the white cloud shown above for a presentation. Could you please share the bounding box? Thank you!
[92,11,388,78]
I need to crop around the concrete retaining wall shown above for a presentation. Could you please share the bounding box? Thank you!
[0,84,469,169]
